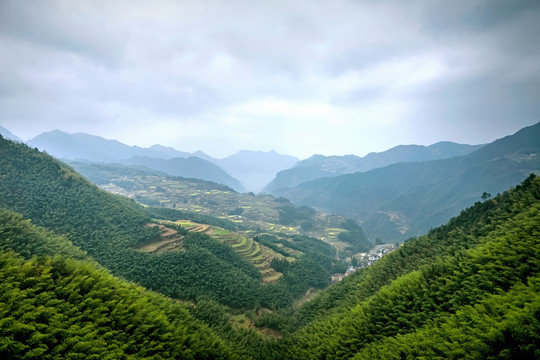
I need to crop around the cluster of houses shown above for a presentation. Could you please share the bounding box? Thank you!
[331,244,396,283]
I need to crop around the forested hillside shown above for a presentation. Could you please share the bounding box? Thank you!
[2,134,538,359]
[0,209,234,359]
[0,136,344,311]
[0,137,258,308]
[272,122,540,242]
[278,174,540,359]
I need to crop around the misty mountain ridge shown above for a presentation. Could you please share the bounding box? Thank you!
[28,129,199,162]
[264,141,484,193]
[0,125,24,143]
[24,129,297,192]
[271,122,540,242]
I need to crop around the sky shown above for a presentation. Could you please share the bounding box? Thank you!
[1,0,539,159]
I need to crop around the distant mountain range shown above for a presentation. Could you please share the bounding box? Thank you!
[11,129,297,192]
[25,130,243,191]
[27,130,194,162]
[270,122,540,242]
[264,142,484,193]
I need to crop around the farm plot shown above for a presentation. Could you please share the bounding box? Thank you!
[136,223,184,253]
[176,220,285,283]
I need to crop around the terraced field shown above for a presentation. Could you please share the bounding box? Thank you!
[72,163,358,252]
[176,220,288,283]
[137,223,184,253]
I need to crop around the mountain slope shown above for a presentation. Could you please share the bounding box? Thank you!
[28,130,176,161]
[66,160,366,256]
[264,142,483,193]
[281,174,540,359]
[0,209,234,359]
[0,135,268,309]
[273,123,540,241]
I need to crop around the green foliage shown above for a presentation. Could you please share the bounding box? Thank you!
[228,207,244,215]
[340,218,362,231]
[0,209,86,260]
[3,135,539,359]
[277,234,336,258]
[0,211,234,359]
[0,137,263,309]
[255,235,292,257]
[281,175,540,359]
[278,205,315,226]
[299,220,313,232]
[337,229,371,252]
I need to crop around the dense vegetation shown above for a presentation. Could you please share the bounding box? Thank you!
[0,137,262,308]
[277,174,540,359]
[2,133,539,358]
[0,137,343,311]
[0,209,234,359]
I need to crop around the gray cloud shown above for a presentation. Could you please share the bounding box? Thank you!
[0,0,538,158]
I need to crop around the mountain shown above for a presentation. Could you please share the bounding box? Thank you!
[148,143,193,158]
[1,131,538,358]
[0,136,353,313]
[284,175,540,359]
[264,142,483,193]
[207,150,299,193]
[123,155,244,192]
[28,129,176,162]
[27,130,245,191]
[67,160,365,256]
[0,125,23,142]
[271,123,540,242]
[27,130,296,192]
[0,136,272,309]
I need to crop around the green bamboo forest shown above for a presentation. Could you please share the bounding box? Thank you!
[1,135,539,359]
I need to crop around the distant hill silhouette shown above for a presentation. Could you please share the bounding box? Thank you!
[27,130,244,191]
[264,142,483,193]
[26,129,296,192]
[271,122,540,242]
[28,130,186,162]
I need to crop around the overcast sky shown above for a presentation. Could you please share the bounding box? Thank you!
[1,0,539,159]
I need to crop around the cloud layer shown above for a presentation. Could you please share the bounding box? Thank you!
[1,0,539,158]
